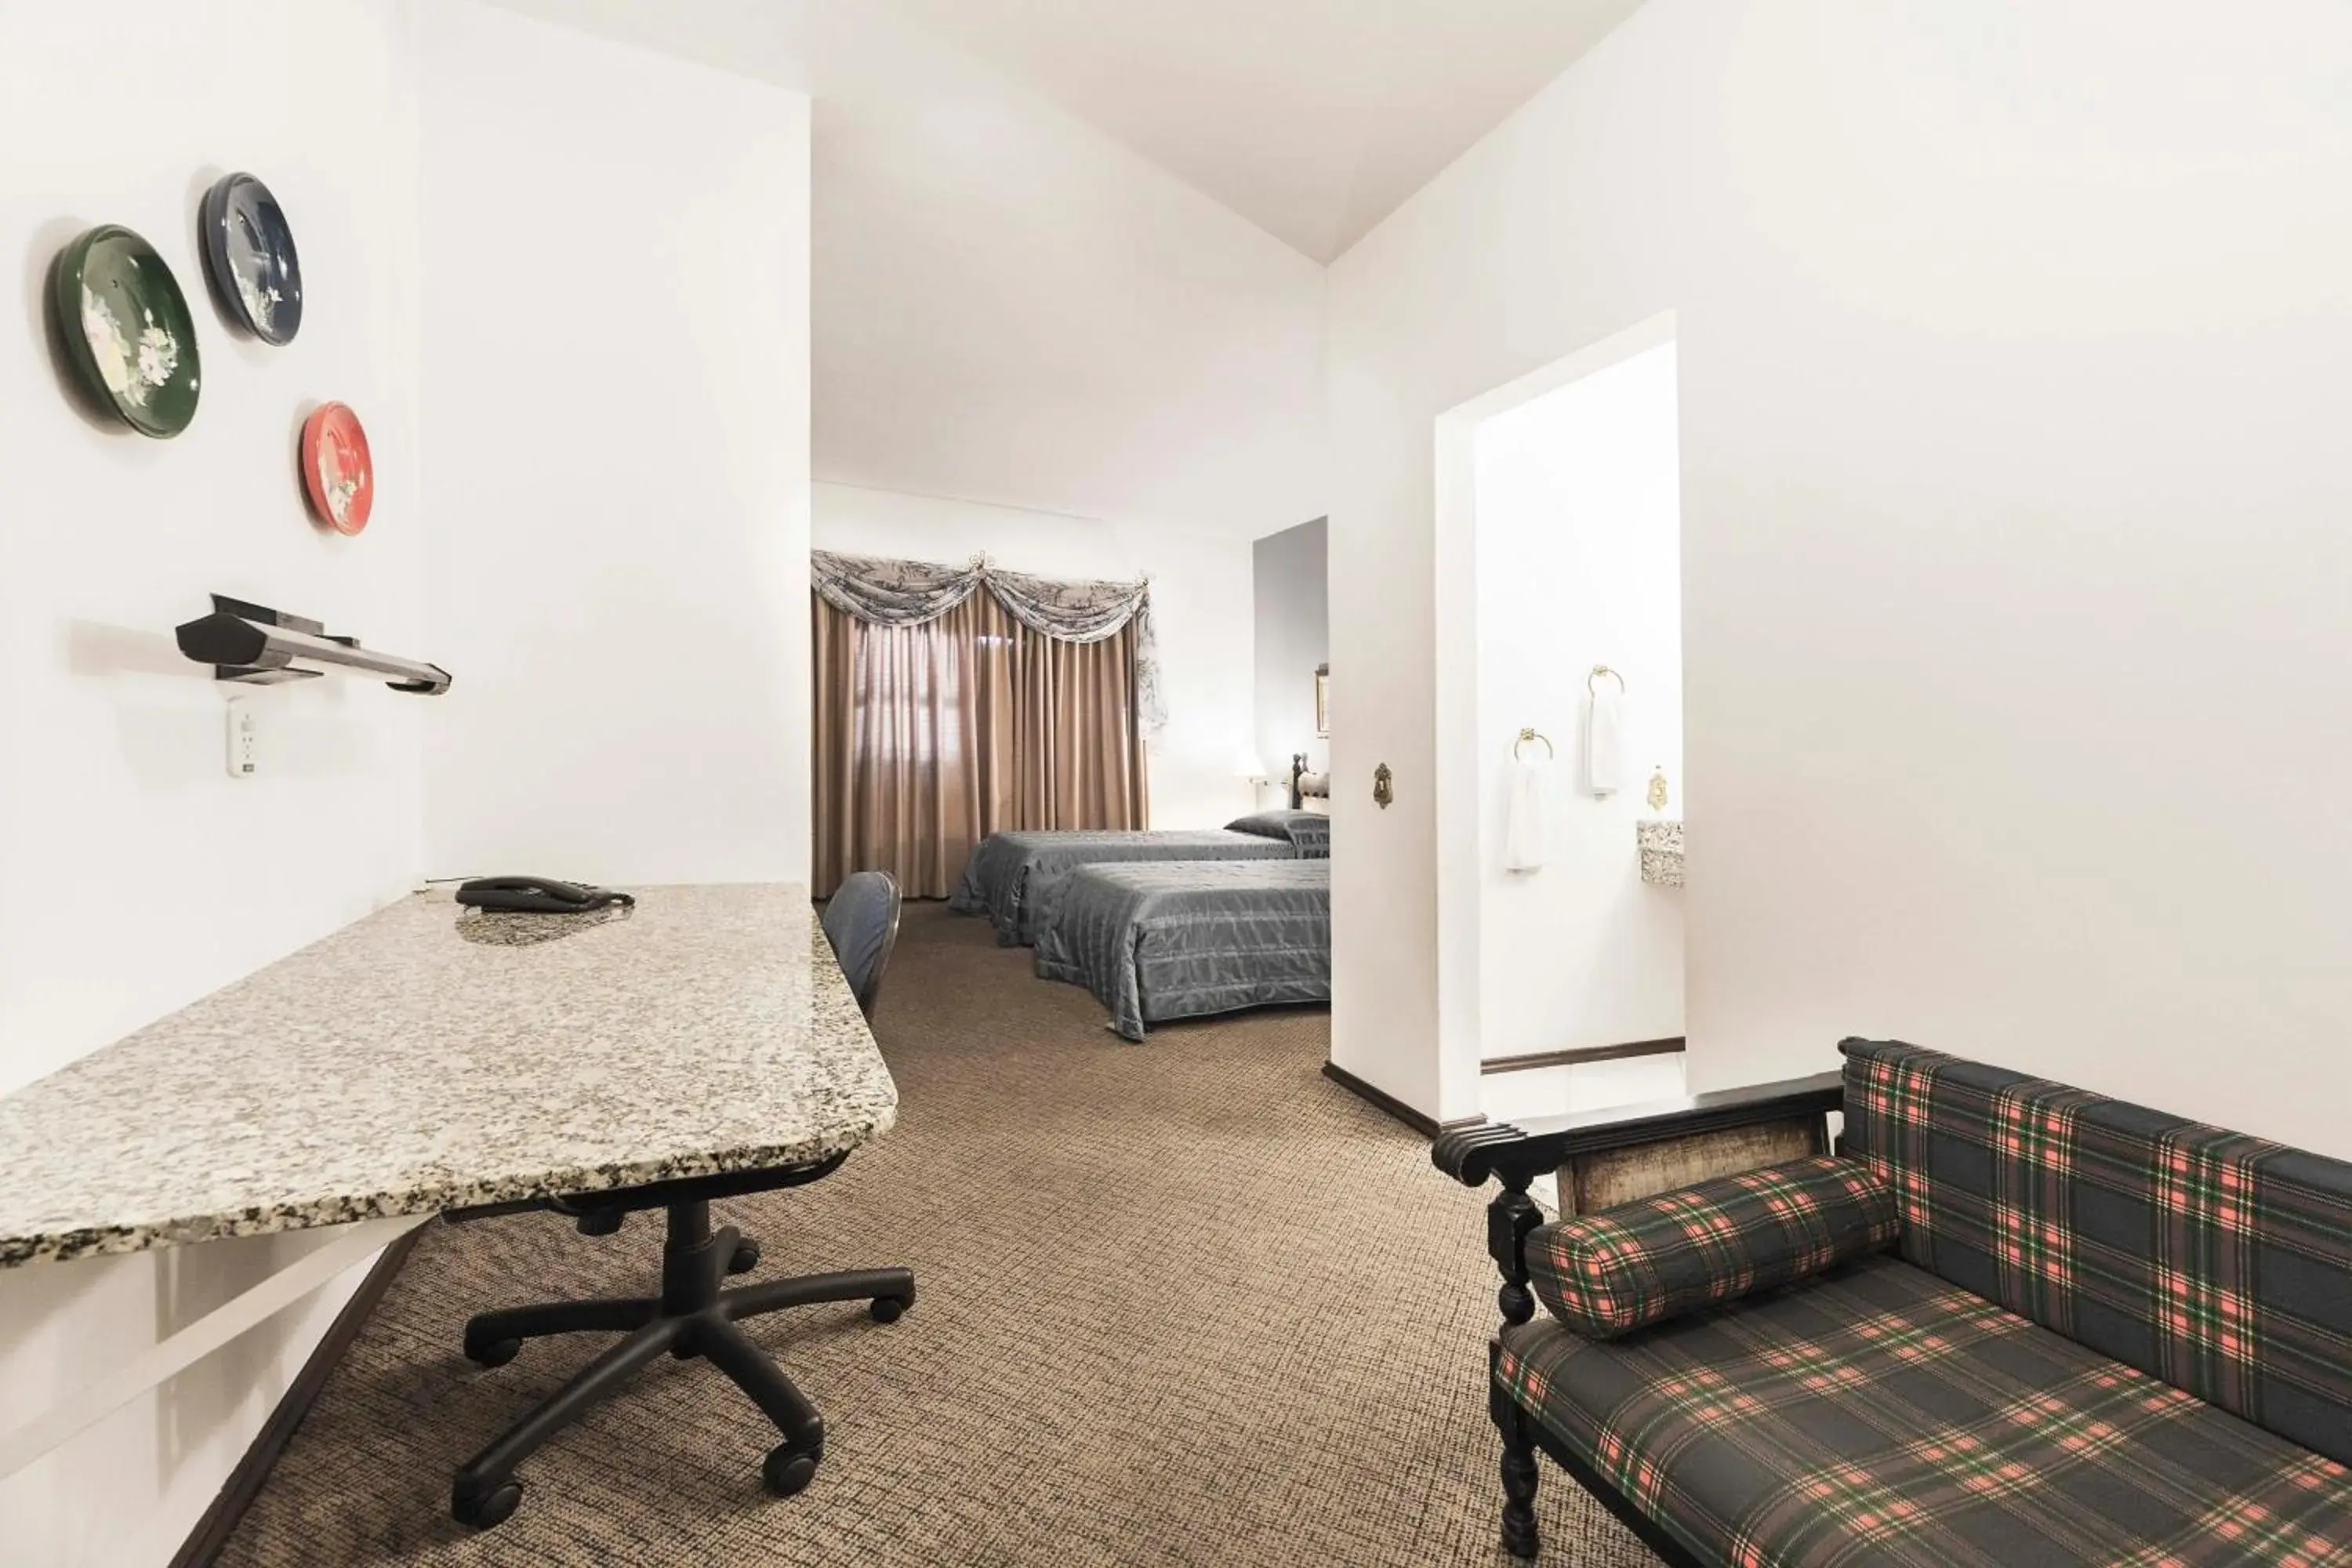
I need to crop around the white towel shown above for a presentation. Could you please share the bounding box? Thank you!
[1503,757,1549,872]
[1584,691,1633,797]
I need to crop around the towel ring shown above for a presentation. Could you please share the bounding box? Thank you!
[1513,727,1554,760]
[1588,664,1626,696]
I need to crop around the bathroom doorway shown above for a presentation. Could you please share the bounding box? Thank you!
[1431,314,1686,1127]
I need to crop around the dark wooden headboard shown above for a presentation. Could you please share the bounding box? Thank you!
[1287,753,1331,811]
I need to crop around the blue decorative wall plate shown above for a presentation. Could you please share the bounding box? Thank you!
[199,172,303,346]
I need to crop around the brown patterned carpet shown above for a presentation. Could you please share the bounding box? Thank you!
[221,902,1653,1567]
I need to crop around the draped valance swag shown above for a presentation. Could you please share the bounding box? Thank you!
[811,550,1166,735]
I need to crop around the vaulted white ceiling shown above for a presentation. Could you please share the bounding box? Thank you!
[879,0,1642,261]
[487,0,1639,535]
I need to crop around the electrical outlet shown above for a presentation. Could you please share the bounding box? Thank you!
[225,700,260,779]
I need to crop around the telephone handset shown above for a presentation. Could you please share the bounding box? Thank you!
[454,875,635,914]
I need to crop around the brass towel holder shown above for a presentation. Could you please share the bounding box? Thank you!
[1512,728,1555,760]
[1588,664,1627,695]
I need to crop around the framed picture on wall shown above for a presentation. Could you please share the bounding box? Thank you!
[1314,663,1330,736]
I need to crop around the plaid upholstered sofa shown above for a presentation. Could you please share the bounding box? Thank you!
[1432,1040,2352,1566]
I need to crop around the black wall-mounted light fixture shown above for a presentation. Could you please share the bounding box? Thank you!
[174,593,452,695]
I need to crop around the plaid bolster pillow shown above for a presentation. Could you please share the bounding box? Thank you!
[1529,1156,1900,1338]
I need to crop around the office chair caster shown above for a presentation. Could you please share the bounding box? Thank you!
[728,1239,761,1275]
[869,1286,913,1324]
[452,1476,523,1529]
[763,1439,821,1497]
[463,1332,522,1369]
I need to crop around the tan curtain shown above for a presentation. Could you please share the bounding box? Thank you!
[813,592,1148,897]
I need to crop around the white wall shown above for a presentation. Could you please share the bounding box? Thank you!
[0,4,816,1558]
[1252,517,1328,802]
[0,2,425,1559]
[1327,0,2352,1152]
[812,483,1258,830]
[1468,343,1684,1071]
[418,2,813,887]
[488,0,1330,542]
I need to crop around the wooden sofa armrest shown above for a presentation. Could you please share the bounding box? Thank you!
[1432,1070,1846,1332]
[1434,1070,1846,1191]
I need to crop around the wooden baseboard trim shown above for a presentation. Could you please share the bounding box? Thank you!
[169,1224,427,1568]
[1321,1061,1483,1140]
[1479,1037,1686,1076]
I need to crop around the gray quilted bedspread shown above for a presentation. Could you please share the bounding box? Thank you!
[946,829,1293,946]
[1030,859,1331,1041]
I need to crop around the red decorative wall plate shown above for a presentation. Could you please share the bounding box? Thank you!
[300,401,373,535]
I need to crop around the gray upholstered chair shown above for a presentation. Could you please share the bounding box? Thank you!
[820,869,902,1019]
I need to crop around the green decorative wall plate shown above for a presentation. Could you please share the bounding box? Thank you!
[53,224,201,437]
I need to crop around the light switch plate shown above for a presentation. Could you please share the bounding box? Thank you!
[226,700,259,779]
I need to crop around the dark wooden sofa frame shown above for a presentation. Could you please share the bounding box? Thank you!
[1433,1072,1847,1566]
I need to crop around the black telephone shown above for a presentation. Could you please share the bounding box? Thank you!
[455,875,636,914]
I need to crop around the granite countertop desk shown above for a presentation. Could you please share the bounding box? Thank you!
[0,884,895,1269]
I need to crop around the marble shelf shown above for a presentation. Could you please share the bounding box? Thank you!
[1639,819,1685,887]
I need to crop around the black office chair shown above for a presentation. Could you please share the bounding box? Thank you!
[443,873,915,1530]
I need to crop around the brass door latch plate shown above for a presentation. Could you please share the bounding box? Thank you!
[1373,762,1394,809]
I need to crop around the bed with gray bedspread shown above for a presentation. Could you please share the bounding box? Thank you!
[1030,859,1331,1041]
[948,825,1308,946]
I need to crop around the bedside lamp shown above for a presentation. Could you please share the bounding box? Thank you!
[1237,751,1275,801]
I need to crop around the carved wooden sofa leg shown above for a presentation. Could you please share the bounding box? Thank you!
[1491,1351,1542,1559]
